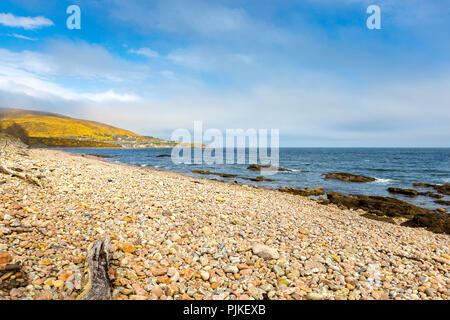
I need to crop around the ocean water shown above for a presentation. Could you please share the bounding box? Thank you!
[66,148,450,210]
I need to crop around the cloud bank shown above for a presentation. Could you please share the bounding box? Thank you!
[0,12,53,29]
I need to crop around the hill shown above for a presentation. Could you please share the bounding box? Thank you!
[0,108,175,148]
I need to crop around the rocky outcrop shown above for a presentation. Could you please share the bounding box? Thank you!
[402,213,450,234]
[434,200,450,206]
[387,188,419,196]
[419,192,443,199]
[325,192,432,218]
[323,172,375,183]
[242,176,274,182]
[324,192,449,234]
[435,184,450,195]
[388,188,442,199]
[247,164,292,172]
[192,170,237,178]
[413,182,436,188]
[412,182,450,196]
[279,186,325,197]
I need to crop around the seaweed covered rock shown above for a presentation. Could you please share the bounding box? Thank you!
[413,182,437,188]
[418,192,443,199]
[412,182,450,196]
[325,192,432,218]
[435,184,450,195]
[325,192,450,234]
[192,170,237,178]
[402,213,450,234]
[242,176,274,182]
[434,200,450,206]
[387,188,419,196]
[247,164,292,172]
[279,186,325,197]
[324,172,375,183]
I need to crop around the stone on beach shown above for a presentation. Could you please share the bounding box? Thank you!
[252,244,280,260]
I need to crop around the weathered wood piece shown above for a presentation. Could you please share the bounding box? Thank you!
[0,164,41,186]
[76,237,112,300]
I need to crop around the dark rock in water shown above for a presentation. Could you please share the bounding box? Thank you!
[435,184,450,195]
[323,172,375,183]
[279,186,325,197]
[192,170,237,178]
[402,213,450,235]
[247,164,292,172]
[83,154,112,159]
[413,182,437,188]
[434,200,450,206]
[325,192,450,235]
[418,192,443,199]
[412,182,450,196]
[325,192,432,218]
[242,176,274,182]
[156,154,171,158]
[387,187,419,196]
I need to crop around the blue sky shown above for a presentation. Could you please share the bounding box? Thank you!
[0,0,449,147]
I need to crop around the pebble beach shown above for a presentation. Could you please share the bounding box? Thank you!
[0,145,449,300]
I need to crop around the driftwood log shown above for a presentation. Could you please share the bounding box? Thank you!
[0,139,40,187]
[76,237,113,300]
[0,164,41,186]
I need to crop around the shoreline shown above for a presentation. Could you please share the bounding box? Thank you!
[1,145,449,300]
[68,149,450,217]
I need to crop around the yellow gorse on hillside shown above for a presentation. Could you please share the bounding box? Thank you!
[2,114,141,141]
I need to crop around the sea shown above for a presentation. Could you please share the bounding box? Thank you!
[66,148,450,211]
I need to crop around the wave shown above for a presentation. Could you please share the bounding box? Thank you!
[283,168,308,173]
[372,178,396,184]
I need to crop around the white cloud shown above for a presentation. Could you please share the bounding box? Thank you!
[0,12,54,30]
[129,47,160,58]
[0,67,139,103]
[160,70,176,80]
[83,90,139,103]
[0,46,140,103]
[0,41,151,82]
[11,33,38,41]
[167,48,256,73]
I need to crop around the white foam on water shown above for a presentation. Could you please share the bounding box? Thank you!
[373,178,395,184]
